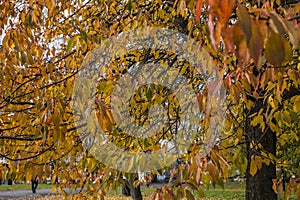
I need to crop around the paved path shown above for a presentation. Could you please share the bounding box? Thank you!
[0,188,84,200]
[0,183,166,199]
[0,188,55,199]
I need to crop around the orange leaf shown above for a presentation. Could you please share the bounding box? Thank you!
[295,2,300,13]
[272,178,280,194]
[253,91,259,100]
[215,23,222,48]
[219,0,236,25]
[221,25,235,52]
[195,0,204,23]
[207,162,216,182]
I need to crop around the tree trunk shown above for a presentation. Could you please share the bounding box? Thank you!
[245,95,277,200]
[129,179,143,200]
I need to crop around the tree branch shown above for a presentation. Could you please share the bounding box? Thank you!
[0,135,43,141]
[0,144,54,161]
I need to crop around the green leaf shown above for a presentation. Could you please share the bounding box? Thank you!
[202,172,210,189]
[251,115,263,127]
[21,51,26,64]
[80,30,87,42]
[66,37,75,53]
[128,0,132,10]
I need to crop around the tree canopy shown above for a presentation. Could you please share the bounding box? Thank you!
[0,0,299,199]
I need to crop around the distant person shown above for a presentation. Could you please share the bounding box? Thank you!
[121,175,130,196]
[31,175,39,193]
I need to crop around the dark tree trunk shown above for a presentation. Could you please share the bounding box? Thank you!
[245,94,277,200]
[129,178,143,200]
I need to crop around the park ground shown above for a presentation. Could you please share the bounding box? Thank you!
[0,182,298,199]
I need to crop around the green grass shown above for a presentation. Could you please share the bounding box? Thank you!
[198,183,245,200]
[1,182,298,200]
[107,182,298,200]
[0,183,55,191]
[106,182,245,199]
[196,183,297,200]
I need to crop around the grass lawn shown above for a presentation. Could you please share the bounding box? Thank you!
[106,182,245,200]
[104,182,298,200]
[199,182,245,199]
[2,182,298,199]
[0,183,55,191]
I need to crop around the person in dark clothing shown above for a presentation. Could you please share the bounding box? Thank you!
[121,176,131,196]
[31,175,39,193]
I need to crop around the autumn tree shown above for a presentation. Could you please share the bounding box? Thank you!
[196,0,300,199]
[0,0,299,200]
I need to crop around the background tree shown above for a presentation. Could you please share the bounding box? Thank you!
[196,0,299,199]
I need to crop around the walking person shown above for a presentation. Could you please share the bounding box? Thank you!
[31,175,39,193]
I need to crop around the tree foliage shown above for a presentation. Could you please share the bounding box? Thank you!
[0,0,299,199]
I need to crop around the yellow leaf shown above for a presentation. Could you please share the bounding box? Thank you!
[272,179,279,194]
[296,184,300,200]
[254,156,263,170]
[51,187,57,193]
[291,131,298,142]
[251,115,263,127]
[45,0,54,15]
[293,100,300,113]
[250,156,258,176]
[25,170,32,182]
